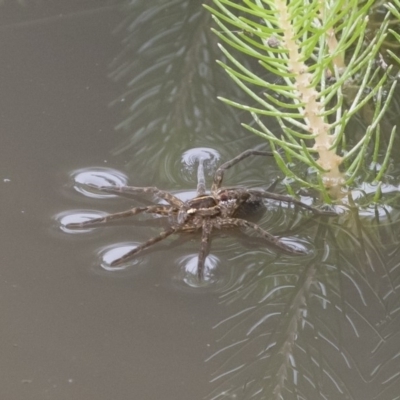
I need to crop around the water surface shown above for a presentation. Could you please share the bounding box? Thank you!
[1,2,400,400]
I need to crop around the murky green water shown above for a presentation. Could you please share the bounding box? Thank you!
[1,1,400,399]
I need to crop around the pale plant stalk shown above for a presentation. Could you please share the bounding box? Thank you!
[274,0,343,186]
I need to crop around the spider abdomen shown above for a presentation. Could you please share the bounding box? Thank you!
[217,188,265,219]
[233,195,265,219]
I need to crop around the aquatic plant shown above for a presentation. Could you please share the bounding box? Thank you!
[205,0,400,199]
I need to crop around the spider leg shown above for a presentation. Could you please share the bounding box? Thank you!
[265,177,281,192]
[211,149,273,192]
[86,184,184,208]
[216,217,307,255]
[248,190,337,216]
[197,218,213,280]
[110,227,177,266]
[196,158,207,196]
[65,205,173,228]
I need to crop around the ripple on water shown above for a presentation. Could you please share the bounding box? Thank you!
[57,210,108,234]
[180,147,221,183]
[70,167,128,198]
[176,253,220,288]
[97,242,143,272]
[278,237,311,256]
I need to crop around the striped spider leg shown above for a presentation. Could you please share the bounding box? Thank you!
[66,204,175,228]
[247,190,337,216]
[110,226,179,267]
[211,149,273,193]
[213,217,307,255]
[196,217,213,280]
[85,184,184,207]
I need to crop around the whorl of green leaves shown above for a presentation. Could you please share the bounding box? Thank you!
[205,0,399,198]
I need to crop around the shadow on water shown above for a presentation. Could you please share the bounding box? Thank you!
[2,0,400,399]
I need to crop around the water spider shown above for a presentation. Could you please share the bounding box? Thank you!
[65,149,336,279]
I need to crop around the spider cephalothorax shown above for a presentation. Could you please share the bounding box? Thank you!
[65,149,336,279]
[179,189,252,223]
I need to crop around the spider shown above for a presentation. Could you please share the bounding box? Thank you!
[65,149,336,279]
